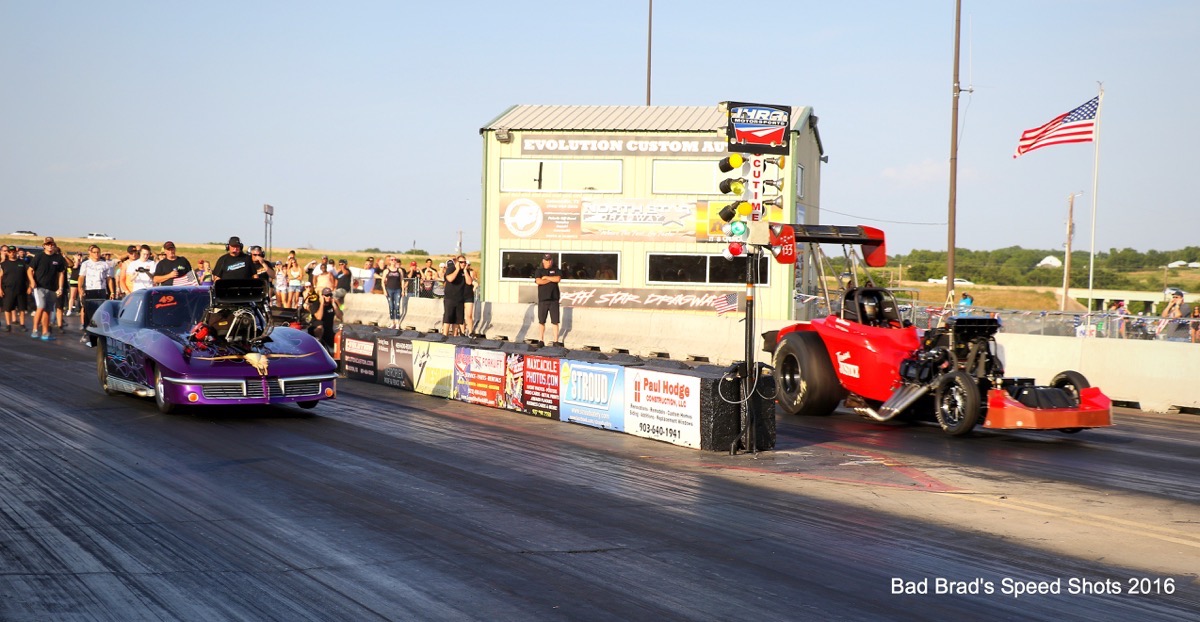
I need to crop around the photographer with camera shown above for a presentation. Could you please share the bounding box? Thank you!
[1160,290,1191,342]
[441,255,471,337]
[127,244,157,293]
[247,245,275,287]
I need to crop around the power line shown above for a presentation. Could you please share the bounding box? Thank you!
[821,206,947,226]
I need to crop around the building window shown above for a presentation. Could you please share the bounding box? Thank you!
[499,251,619,281]
[795,162,805,200]
[651,160,723,195]
[499,159,622,193]
[647,254,769,285]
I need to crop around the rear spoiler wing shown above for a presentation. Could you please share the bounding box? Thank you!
[777,224,887,267]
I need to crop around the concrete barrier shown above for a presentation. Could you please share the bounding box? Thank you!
[995,333,1200,413]
[342,295,1200,412]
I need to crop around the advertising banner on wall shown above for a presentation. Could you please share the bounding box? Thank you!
[375,336,414,390]
[412,341,455,397]
[559,360,625,431]
[624,369,703,448]
[502,198,747,243]
[521,354,560,418]
[501,353,525,412]
[341,336,377,382]
[517,286,743,312]
[452,347,508,407]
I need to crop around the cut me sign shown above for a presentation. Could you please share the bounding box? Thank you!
[521,134,726,158]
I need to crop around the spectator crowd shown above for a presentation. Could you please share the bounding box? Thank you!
[0,235,503,348]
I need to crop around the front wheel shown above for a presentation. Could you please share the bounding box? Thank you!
[773,331,845,417]
[154,366,175,414]
[934,370,981,436]
[1050,370,1090,406]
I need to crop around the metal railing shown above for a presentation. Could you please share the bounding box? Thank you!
[799,298,1200,343]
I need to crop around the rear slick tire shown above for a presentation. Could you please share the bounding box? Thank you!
[773,331,845,417]
[934,370,981,436]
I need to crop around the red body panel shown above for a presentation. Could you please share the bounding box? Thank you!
[983,386,1113,430]
[782,316,920,402]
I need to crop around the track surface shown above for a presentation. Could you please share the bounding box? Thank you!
[1,332,1197,621]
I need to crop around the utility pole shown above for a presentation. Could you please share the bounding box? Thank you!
[645,0,653,106]
[945,0,963,302]
[1061,192,1082,311]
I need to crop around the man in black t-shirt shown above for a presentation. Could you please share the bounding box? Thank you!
[1,246,30,332]
[26,237,67,340]
[212,236,255,281]
[533,253,562,345]
[152,241,194,285]
[441,255,469,336]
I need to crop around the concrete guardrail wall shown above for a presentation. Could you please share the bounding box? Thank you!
[343,293,1199,413]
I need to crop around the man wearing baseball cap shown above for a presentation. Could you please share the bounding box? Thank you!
[152,241,194,286]
[533,253,562,346]
[310,286,342,349]
[212,236,254,281]
[26,237,66,340]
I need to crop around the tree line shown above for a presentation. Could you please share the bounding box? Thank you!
[888,246,1200,289]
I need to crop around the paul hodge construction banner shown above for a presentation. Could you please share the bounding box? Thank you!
[624,368,702,448]
[501,199,785,243]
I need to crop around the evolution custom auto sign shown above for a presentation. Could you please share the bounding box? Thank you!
[521,134,727,158]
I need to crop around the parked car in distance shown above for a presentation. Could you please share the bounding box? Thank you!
[8,230,37,237]
[926,276,975,286]
[86,232,116,240]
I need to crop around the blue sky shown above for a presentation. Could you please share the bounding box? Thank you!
[2,1,1196,256]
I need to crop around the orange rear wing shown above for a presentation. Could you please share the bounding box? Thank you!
[774,224,887,267]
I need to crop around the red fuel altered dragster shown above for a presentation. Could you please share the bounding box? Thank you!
[762,225,1112,437]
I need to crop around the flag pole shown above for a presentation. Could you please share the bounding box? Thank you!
[1086,83,1104,316]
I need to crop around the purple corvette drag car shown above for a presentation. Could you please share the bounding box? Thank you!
[88,279,338,413]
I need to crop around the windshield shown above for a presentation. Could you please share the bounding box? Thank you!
[146,290,209,329]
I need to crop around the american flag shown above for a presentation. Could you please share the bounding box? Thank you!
[713,292,738,315]
[1013,97,1099,158]
[173,271,199,286]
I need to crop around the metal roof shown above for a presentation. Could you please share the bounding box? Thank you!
[481,104,809,133]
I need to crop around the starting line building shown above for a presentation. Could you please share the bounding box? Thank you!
[478,104,825,321]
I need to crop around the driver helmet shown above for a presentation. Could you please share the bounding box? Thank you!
[862,297,879,322]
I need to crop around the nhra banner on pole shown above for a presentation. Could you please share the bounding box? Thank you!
[724,102,791,155]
